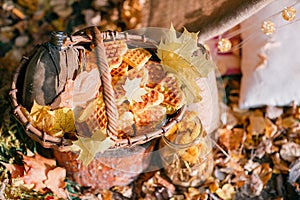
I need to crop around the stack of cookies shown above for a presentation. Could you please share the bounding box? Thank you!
[80,39,187,138]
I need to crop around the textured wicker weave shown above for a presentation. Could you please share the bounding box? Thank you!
[10,26,187,151]
[53,139,155,189]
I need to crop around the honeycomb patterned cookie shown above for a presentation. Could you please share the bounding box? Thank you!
[110,62,128,86]
[123,48,151,69]
[155,73,186,114]
[133,105,167,129]
[144,60,166,88]
[104,40,128,69]
[130,89,164,112]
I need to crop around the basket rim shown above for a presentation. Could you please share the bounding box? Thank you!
[9,27,187,151]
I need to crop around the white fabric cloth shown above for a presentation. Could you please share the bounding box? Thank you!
[239,0,300,108]
[187,70,220,134]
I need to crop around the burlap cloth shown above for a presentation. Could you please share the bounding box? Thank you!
[141,0,275,41]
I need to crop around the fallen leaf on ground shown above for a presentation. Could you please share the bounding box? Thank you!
[22,153,56,191]
[281,116,298,129]
[216,183,236,200]
[266,106,283,119]
[265,118,277,138]
[271,153,290,174]
[218,128,244,151]
[0,162,24,178]
[44,167,67,199]
[250,173,263,196]
[289,159,300,183]
[247,115,265,135]
[254,163,272,186]
[2,152,67,198]
[280,142,300,162]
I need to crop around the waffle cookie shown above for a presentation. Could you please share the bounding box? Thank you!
[155,73,186,114]
[144,61,166,88]
[113,75,127,105]
[127,66,148,87]
[110,62,129,86]
[133,105,167,130]
[123,48,151,69]
[116,102,135,136]
[82,95,107,133]
[130,89,164,112]
[92,97,108,132]
[75,95,107,137]
[104,40,128,69]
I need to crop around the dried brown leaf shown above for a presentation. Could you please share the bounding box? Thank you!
[22,153,56,191]
[0,162,24,178]
[99,190,113,199]
[282,116,298,129]
[254,137,278,159]
[216,183,236,200]
[257,163,272,186]
[231,171,248,188]
[184,187,202,200]
[265,118,277,138]
[244,132,261,150]
[112,185,132,199]
[209,180,219,193]
[244,160,260,172]
[223,110,238,129]
[18,0,39,11]
[50,0,73,18]
[250,173,263,196]
[44,167,67,199]
[154,172,175,193]
[271,153,290,174]
[247,115,265,135]
[214,167,226,181]
[249,159,272,195]
[280,142,300,162]
[288,159,300,183]
[218,128,244,151]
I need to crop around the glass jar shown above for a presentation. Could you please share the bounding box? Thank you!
[159,111,214,187]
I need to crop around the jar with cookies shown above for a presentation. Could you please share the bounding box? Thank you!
[159,111,214,187]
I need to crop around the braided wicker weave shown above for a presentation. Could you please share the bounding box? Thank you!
[9,26,187,151]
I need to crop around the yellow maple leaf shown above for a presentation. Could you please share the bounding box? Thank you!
[49,107,76,137]
[29,101,54,133]
[70,129,115,166]
[29,101,76,137]
[157,25,215,103]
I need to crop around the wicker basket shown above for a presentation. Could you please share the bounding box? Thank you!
[53,139,155,189]
[9,26,186,152]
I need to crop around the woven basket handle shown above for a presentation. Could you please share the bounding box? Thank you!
[87,27,119,141]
